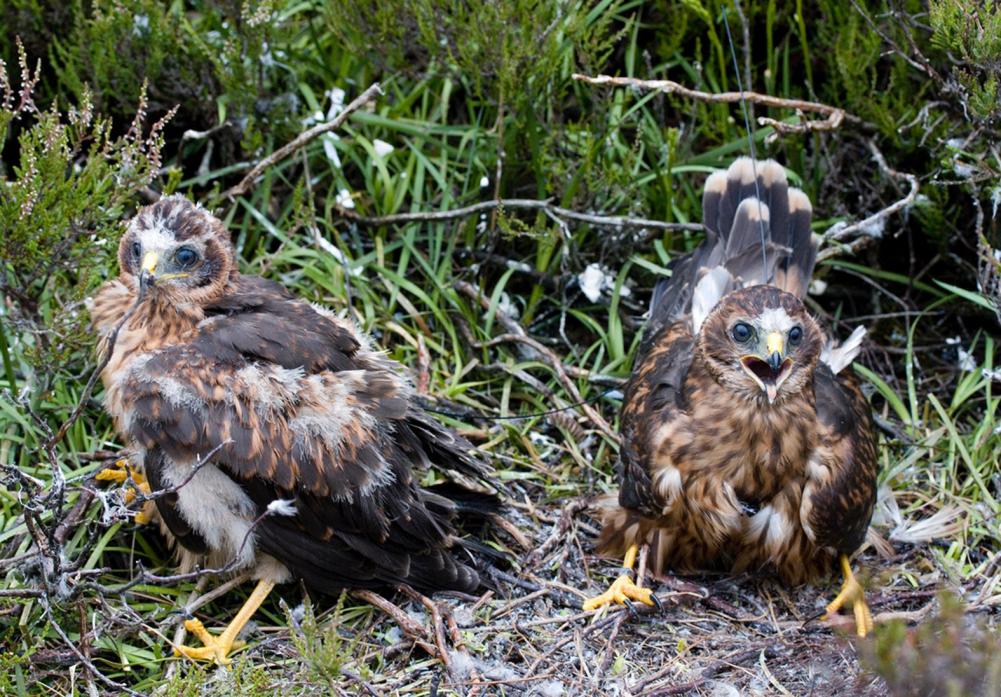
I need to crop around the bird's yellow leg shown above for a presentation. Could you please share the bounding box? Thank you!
[95,458,142,485]
[174,579,276,665]
[823,554,873,638]
[583,544,655,612]
[95,459,154,524]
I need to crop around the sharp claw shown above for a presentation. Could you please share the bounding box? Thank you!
[622,597,639,620]
[651,594,665,613]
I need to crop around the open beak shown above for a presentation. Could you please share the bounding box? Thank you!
[139,251,158,294]
[741,331,792,404]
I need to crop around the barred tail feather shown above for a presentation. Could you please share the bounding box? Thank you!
[646,158,818,343]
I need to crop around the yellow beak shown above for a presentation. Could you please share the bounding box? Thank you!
[141,251,158,275]
[766,332,784,357]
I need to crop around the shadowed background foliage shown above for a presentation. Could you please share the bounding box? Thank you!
[0,0,999,694]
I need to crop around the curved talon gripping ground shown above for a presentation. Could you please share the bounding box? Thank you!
[823,554,874,638]
[173,579,275,665]
[583,544,655,612]
[583,573,655,612]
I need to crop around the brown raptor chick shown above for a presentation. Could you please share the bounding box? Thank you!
[586,159,878,637]
[91,196,496,663]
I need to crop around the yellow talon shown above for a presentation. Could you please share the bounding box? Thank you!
[121,480,151,505]
[95,458,134,483]
[583,573,655,611]
[96,459,153,525]
[584,544,655,612]
[823,554,874,638]
[174,579,274,665]
[133,503,155,525]
[173,618,247,665]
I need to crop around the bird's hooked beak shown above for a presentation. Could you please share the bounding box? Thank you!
[741,331,793,404]
[138,251,158,296]
[766,332,784,373]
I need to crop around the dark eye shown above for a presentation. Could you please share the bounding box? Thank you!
[175,247,198,267]
[789,326,804,345]
[131,241,141,258]
[731,322,753,343]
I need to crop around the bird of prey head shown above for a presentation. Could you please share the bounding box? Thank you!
[118,196,235,305]
[696,285,824,404]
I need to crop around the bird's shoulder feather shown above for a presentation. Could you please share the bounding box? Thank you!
[801,363,878,554]
[617,320,696,516]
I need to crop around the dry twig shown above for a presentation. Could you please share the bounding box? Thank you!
[573,73,857,134]
[454,281,619,443]
[818,140,920,261]
[352,589,439,658]
[223,82,382,199]
[338,197,701,232]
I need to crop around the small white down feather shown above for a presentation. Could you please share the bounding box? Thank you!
[820,325,867,374]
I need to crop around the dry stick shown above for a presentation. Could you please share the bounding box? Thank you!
[399,586,467,693]
[454,281,619,443]
[223,82,383,199]
[573,73,857,133]
[758,109,844,135]
[352,589,439,658]
[40,599,144,697]
[338,197,701,232]
[492,588,550,620]
[526,497,590,569]
[53,488,95,544]
[818,140,920,261]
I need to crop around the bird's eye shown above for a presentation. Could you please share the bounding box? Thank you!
[789,326,803,346]
[175,247,198,267]
[731,322,753,343]
[131,241,141,258]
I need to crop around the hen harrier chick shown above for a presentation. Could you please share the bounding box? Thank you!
[92,196,494,663]
[586,159,877,637]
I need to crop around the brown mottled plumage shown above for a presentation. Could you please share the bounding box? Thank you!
[92,196,495,605]
[594,159,877,595]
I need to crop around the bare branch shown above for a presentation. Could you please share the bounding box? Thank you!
[40,599,144,697]
[819,141,920,261]
[224,82,382,199]
[759,108,845,135]
[454,280,619,444]
[573,73,857,130]
[338,197,701,232]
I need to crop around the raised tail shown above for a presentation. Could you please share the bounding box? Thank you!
[645,158,817,349]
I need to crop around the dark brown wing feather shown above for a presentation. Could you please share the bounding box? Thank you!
[199,275,362,373]
[616,322,695,518]
[802,364,878,554]
[122,276,492,593]
[245,418,490,593]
